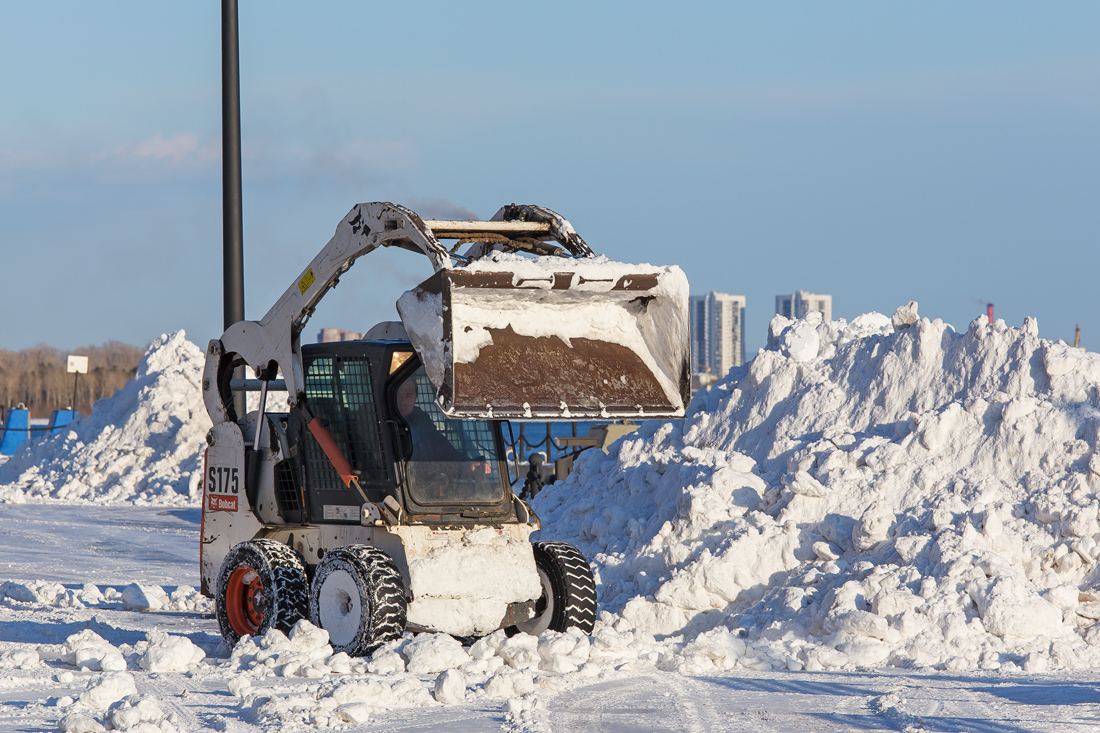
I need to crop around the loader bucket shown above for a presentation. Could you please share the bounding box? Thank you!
[396,256,690,420]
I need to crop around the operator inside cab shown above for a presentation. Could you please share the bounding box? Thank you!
[393,367,502,506]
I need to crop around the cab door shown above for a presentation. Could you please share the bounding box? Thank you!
[294,352,394,523]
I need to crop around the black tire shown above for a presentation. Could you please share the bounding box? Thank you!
[215,539,309,647]
[513,541,597,636]
[308,545,407,656]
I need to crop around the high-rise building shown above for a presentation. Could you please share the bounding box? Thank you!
[317,328,365,343]
[776,291,832,321]
[689,292,747,389]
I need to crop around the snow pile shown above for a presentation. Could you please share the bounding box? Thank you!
[1,580,86,608]
[59,690,179,732]
[0,331,210,506]
[105,696,176,731]
[534,305,1100,672]
[229,620,342,679]
[229,623,629,728]
[245,675,436,728]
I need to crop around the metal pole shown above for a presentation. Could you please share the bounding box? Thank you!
[222,0,246,418]
[252,380,268,452]
[246,378,268,512]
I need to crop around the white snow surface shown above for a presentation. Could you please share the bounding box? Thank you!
[0,331,209,506]
[534,305,1100,674]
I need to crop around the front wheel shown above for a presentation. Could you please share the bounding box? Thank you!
[309,545,407,656]
[215,539,309,646]
[513,541,597,636]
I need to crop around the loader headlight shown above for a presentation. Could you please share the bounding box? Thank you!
[389,351,413,374]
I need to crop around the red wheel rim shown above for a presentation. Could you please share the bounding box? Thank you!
[226,565,265,636]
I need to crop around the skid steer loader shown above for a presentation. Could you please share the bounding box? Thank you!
[200,202,689,655]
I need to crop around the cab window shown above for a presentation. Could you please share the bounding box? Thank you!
[393,366,503,506]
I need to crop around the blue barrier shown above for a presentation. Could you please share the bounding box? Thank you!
[0,409,30,456]
[49,409,77,434]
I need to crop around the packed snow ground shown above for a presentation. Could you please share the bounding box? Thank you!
[2,504,1099,732]
[4,306,1100,730]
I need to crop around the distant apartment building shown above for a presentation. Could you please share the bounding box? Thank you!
[317,328,365,343]
[689,292,746,389]
[776,291,832,321]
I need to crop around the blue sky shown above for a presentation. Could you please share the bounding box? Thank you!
[2,2,1098,355]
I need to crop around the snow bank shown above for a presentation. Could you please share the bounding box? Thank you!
[0,331,210,506]
[0,580,211,614]
[534,304,1100,672]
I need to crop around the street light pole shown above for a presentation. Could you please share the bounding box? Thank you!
[222,0,246,418]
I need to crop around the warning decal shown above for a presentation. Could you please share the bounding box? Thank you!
[298,268,316,295]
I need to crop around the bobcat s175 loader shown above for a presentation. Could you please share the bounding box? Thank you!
[200,202,689,654]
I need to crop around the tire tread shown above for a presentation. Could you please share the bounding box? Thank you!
[532,541,597,634]
[309,544,407,656]
[215,539,309,647]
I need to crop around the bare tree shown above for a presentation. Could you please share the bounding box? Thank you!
[0,342,145,419]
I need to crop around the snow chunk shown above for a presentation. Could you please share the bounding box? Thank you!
[107,695,166,731]
[434,669,466,703]
[288,619,330,652]
[336,703,371,724]
[498,633,540,670]
[57,712,106,733]
[0,649,40,669]
[79,672,137,710]
[61,631,121,671]
[537,629,591,673]
[403,633,472,675]
[121,583,169,612]
[781,319,821,362]
[891,301,919,329]
[139,630,205,673]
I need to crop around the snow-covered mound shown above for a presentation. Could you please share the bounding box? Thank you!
[0,331,210,506]
[534,304,1100,672]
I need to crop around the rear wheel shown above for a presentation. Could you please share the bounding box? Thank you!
[309,545,407,656]
[215,539,309,646]
[513,541,596,636]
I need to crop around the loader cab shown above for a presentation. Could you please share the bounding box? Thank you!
[286,338,514,526]
[388,362,506,510]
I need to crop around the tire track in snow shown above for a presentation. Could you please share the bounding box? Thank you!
[546,673,721,732]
